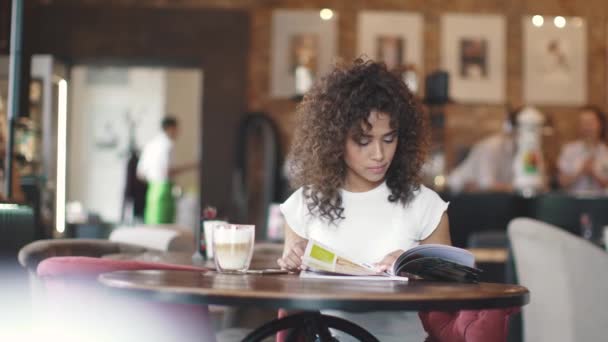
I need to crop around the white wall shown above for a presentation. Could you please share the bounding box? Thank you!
[166,68,203,231]
[166,68,202,194]
[69,66,165,222]
[67,66,202,223]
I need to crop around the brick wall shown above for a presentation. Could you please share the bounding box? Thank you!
[25,3,250,213]
[244,0,608,171]
[26,0,608,173]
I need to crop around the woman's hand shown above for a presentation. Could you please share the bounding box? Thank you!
[374,249,404,273]
[581,157,594,175]
[277,240,308,271]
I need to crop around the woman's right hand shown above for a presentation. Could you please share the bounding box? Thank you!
[580,157,594,175]
[277,240,308,271]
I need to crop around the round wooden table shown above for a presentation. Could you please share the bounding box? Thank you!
[99,268,528,342]
[100,250,528,341]
[99,270,528,312]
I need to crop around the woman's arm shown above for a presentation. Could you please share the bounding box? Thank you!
[590,170,608,188]
[557,145,585,188]
[275,225,312,341]
[420,212,451,245]
[376,212,451,271]
[589,157,608,188]
[277,223,308,271]
[558,172,579,188]
[558,165,586,188]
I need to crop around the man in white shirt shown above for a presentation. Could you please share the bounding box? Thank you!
[137,117,197,224]
[447,111,519,193]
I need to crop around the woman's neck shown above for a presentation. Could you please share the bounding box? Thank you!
[343,176,384,193]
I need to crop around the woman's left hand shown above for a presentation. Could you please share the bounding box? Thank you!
[374,249,404,273]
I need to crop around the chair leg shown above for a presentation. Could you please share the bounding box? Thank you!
[307,312,334,341]
[285,326,303,342]
[319,314,379,342]
[242,312,313,342]
[241,312,380,342]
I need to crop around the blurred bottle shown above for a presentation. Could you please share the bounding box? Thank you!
[266,203,285,241]
[195,206,217,261]
[203,206,218,220]
[513,106,545,196]
[579,212,594,241]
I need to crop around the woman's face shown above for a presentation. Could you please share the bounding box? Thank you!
[579,110,602,141]
[343,110,398,192]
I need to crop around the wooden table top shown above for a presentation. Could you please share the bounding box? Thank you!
[99,268,529,312]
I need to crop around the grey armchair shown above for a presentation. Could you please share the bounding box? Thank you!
[508,218,608,342]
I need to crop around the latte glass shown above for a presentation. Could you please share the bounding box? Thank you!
[213,224,255,273]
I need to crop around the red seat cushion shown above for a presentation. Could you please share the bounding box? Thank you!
[276,308,519,342]
[37,256,207,278]
[419,308,520,342]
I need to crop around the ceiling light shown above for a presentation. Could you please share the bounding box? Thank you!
[554,16,566,28]
[532,15,544,27]
[320,8,333,21]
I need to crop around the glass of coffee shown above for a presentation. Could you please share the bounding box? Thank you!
[203,220,228,259]
[213,224,255,273]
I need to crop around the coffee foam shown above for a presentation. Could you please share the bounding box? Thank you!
[213,225,255,244]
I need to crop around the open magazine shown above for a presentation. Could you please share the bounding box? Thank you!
[301,240,481,283]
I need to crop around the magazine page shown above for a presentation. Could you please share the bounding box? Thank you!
[300,270,408,282]
[390,244,481,282]
[301,239,379,276]
[391,244,475,274]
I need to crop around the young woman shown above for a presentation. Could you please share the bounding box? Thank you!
[558,106,608,195]
[277,59,450,341]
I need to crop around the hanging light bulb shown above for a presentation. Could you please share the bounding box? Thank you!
[320,8,333,21]
[532,15,544,27]
[554,16,566,28]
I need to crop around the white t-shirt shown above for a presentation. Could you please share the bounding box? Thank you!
[137,133,174,182]
[280,182,448,266]
[447,134,515,193]
[280,182,449,341]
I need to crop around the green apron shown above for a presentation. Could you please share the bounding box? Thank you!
[144,181,175,224]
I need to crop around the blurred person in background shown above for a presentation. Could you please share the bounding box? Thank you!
[557,106,608,195]
[137,116,197,224]
[446,108,520,193]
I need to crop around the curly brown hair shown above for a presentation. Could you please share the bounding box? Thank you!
[287,58,428,224]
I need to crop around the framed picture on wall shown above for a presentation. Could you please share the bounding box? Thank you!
[523,16,586,105]
[270,10,338,98]
[358,11,424,95]
[441,14,506,103]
